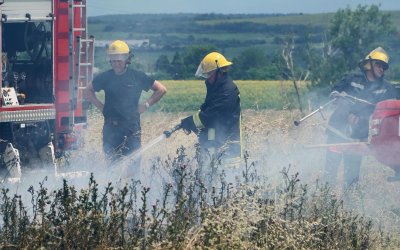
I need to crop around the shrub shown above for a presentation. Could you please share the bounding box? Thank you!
[0,149,398,249]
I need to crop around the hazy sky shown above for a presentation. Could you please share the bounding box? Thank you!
[87,0,399,16]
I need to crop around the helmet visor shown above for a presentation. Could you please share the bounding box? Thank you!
[195,63,217,78]
[195,63,206,78]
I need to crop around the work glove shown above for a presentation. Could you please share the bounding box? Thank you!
[329,90,347,99]
[180,116,198,134]
[17,93,26,104]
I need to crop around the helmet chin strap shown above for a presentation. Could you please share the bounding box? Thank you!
[369,57,378,80]
[215,60,222,72]
[127,52,133,64]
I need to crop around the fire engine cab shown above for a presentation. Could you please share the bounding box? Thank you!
[0,0,94,180]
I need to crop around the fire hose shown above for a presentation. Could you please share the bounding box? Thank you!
[294,93,374,126]
[118,123,183,163]
[109,123,184,181]
[128,123,183,160]
[294,97,337,126]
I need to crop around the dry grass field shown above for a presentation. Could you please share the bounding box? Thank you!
[79,107,400,235]
[2,106,399,248]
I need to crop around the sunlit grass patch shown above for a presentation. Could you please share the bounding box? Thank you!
[136,80,307,112]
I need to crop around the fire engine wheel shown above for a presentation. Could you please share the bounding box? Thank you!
[24,22,47,61]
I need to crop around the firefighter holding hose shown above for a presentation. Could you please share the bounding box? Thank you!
[324,47,397,188]
[87,40,167,164]
[179,52,242,179]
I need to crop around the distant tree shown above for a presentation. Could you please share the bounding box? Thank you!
[103,25,114,32]
[170,52,184,79]
[242,66,282,80]
[231,48,268,79]
[329,5,394,69]
[155,55,170,72]
[306,5,395,91]
[231,48,287,80]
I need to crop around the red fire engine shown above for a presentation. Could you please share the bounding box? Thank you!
[0,0,94,180]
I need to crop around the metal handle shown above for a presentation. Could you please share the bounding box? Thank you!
[294,98,337,126]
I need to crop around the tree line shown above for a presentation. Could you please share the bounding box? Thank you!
[152,5,398,92]
[91,5,399,92]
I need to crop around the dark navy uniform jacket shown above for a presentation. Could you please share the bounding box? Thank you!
[328,74,396,140]
[197,74,241,158]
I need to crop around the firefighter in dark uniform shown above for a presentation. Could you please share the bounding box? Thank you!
[87,40,167,163]
[324,47,397,188]
[180,52,242,169]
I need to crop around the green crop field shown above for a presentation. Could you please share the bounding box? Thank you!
[92,80,308,112]
[152,80,307,112]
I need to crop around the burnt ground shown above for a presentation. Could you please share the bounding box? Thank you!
[24,108,400,234]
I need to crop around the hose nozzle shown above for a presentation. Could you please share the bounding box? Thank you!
[163,124,182,138]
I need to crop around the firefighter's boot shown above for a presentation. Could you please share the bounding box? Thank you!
[3,143,22,179]
[39,142,56,168]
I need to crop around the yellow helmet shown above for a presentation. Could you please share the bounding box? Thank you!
[107,40,130,61]
[195,52,233,78]
[359,47,389,71]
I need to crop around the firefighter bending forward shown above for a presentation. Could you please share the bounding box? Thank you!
[87,40,167,167]
[180,52,242,183]
[324,47,397,189]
